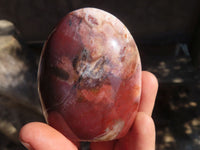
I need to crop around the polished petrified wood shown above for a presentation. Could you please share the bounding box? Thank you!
[38,8,141,142]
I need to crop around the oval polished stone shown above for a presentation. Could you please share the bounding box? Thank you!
[38,8,141,142]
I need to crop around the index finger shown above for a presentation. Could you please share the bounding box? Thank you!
[138,71,158,116]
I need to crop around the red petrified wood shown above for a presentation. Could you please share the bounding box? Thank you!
[38,8,141,142]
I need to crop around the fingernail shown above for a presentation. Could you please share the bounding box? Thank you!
[21,141,34,150]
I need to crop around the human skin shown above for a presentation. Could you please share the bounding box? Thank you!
[19,71,158,150]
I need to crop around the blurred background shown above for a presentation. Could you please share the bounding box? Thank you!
[0,0,200,149]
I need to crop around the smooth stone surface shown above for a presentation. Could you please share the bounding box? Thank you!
[38,8,141,142]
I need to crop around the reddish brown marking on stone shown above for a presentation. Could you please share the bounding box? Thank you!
[124,34,127,39]
[120,47,126,62]
[49,66,69,81]
[69,14,83,26]
[88,15,98,25]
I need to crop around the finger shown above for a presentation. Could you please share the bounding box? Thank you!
[139,71,158,116]
[90,141,114,150]
[114,112,155,150]
[19,122,78,150]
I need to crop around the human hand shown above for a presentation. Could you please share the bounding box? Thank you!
[19,71,158,150]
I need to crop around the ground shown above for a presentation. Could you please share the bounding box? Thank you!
[140,43,200,150]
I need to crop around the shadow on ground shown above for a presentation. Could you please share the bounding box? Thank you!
[140,44,200,150]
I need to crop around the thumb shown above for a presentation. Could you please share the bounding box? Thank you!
[19,122,78,150]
